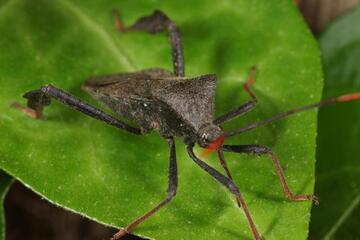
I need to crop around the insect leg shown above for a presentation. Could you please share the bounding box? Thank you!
[112,137,178,240]
[217,150,242,207]
[221,144,319,204]
[23,85,142,135]
[214,66,258,125]
[187,145,261,240]
[113,9,184,77]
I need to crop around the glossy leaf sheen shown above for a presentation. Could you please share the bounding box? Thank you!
[309,6,360,239]
[0,1,322,239]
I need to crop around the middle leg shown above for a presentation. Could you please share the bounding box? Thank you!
[111,137,178,239]
[187,144,261,240]
[217,150,242,207]
[221,144,319,204]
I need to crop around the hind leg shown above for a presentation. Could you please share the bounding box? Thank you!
[22,85,142,135]
[113,9,184,77]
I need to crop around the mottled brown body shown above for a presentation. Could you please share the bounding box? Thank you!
[83,68,220,145]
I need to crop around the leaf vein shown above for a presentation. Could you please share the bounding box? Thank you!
[322,193,360,239]
[59,0,136,70]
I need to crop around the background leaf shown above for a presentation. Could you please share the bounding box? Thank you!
[0,170,13,240]
[309,6,360,239]
[0,0,322,239]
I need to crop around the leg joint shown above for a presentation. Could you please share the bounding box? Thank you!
[253,145,272,154]
[167,187,177,200]
[41,84,52,93]
[228,181,240,195]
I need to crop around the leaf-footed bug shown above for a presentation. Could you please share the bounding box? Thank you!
[20,9,360,240]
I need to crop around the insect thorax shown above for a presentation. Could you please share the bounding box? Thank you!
[93,93,221,144]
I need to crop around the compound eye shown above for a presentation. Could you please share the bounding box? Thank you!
[201,133,210,143]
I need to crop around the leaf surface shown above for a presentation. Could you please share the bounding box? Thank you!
[0,1,322,239]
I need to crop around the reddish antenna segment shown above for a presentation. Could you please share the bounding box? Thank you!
[336,92,360,102]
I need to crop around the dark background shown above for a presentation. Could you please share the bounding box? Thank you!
[5,1,360,239]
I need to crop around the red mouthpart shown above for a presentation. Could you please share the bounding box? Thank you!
[200,136,225,158]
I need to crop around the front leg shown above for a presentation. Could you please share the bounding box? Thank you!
[23,85,142,135]
[221,144,319,204]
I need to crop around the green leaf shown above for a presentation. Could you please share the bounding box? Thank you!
[309,6,360,240]
[0,1,322,239]
[0,170,13,240]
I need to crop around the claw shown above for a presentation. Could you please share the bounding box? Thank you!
[310,195,319,205]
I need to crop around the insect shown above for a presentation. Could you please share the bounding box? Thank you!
[21,9,360,240]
